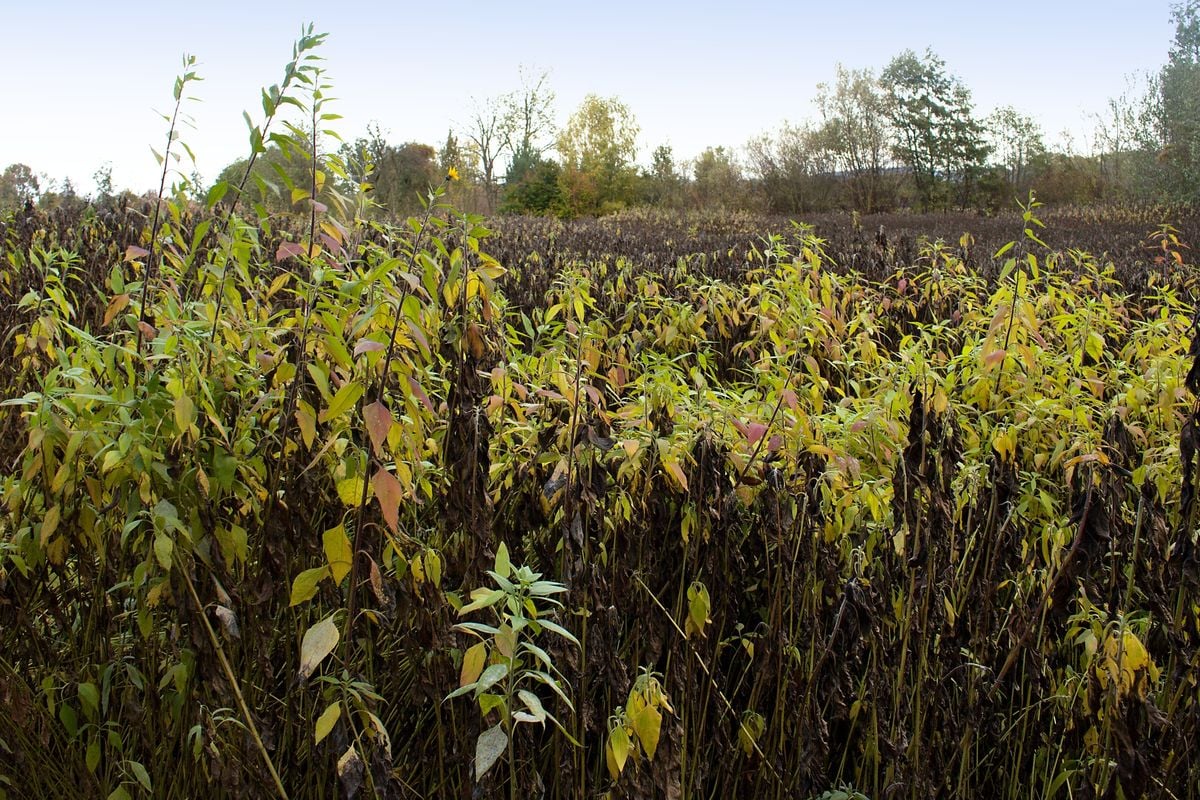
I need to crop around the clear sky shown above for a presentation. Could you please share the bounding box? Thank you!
[0,1,1178,195]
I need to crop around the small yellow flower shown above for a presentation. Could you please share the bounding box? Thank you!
[447,166,460,182]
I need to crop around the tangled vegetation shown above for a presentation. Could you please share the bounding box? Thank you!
[2,30,1200,800]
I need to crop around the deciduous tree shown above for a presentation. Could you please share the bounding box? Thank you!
[556,94,640,216]
[881,49,989,209]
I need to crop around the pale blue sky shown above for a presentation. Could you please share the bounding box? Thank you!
[0,1,1177,195]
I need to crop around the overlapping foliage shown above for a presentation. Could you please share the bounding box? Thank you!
[2,32,1200,800]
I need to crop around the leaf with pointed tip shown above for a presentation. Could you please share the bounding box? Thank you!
[372,468,402,533]
[460,642,487,688]
[276,241,305,262]
[298,615,340,681]
[314,701,341,745]
[474,724,507,780]
[290,565,330,606]
[322,525,352,584]
[364,401,393,457]
[353,338,386,357]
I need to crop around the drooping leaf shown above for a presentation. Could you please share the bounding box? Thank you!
[630,702,662,760]
[460,641,487,688]
[609,725,631,773]
[128,760,152,792]
[153,533,173,570]
[364,401,393,458]
[337,744,364,797]
[474,724,507,781]
[372,468,403,533]
[174,394,195,433]
[298,614,340,681]
[322,525,353,584]
[296,407,317,449]
[103,294,130,326]
[40,504,61,546]
[517,689,547,724]
[314,701,341,745]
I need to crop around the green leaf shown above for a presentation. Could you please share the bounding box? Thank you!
[59,703,78,737]
[517,689,547,723]
[107,788,132,800]
[212,450,237,491]
[610,725,631,772]
[298,614,340,681]
[534,617,579,646]
[78,682,100,718]
[290,565,330,606]
[153,533,173,570]
[205,181,229,209]
[474,724,507,781]
[314,701,341,745]
[320,380,363,423]
[174,394,195,432]
[494,541,511,578]
[474,663,509,696]
[86,737,101,772]
[128,760,152,792]
[458,589,505,616]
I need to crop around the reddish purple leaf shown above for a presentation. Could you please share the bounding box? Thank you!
[353,339,386,357]
[408,376,434,413]
[276,241,305,262]
[372,468,403,533]
[363,401,393,457]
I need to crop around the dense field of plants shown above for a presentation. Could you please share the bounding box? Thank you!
[3,37,1200,800]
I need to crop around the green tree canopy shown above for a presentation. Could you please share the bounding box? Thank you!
[0,163,41,210]
[813,65,893,212]
[881,48,989,209]
[556,94,640,216]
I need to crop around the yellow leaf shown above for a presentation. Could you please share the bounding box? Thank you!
[323,525,352,584]
[663,459,689,492]
[174,394,195,433]
[461,641,487,687]
[314,702,341,745]
[290,565,330,606]
[608,725,631,774]
[932,389,949,415]
[40,504,61,546]
[298,614,339,681]
[103,294,130,326]
[605,738,620,780]
[630,702,662,761]
[336,477,367,507]
[296,406,317,450]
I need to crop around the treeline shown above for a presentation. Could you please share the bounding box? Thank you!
[4,2,1198,219]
